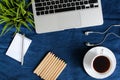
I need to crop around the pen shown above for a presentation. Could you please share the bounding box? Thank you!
[21,34,25,65]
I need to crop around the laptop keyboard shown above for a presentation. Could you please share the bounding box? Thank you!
[34,0,99,16]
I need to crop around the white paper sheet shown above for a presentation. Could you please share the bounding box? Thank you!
[6,33,32,62]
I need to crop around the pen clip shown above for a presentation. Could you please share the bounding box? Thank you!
[21,34,25,65]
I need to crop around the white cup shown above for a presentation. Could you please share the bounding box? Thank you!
[83,46,116,79]
[91,53,112,74]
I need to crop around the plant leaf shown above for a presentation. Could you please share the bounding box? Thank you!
[4,0,11,8]
[26,18,34,28]
[9,8,17,14]
[0,3,7,11]
[0,20,5,24]
[16,23,21,32]
[22,0,26,8]
[27,11,34,19]
[0,22,13,36]
[4,25,13,35]
[10,0,14,6]
[14,2,20,7]
[21,21,32,31]
[20,4,26,16]
[16,7,20,19]
[26,2,32,9]
[0,0,34,36]
[0,16,10,22]
[2,8,15,17]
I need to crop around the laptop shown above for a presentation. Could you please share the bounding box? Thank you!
[32,0,103,33]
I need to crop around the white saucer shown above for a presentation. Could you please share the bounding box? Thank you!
[83,46,116,79]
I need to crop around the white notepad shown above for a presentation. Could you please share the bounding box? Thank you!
[6,33,32,62]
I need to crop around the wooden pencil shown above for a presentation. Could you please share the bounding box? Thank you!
[44,57,59,80]
[34,52,67,80]
[51,61,66,80]
[47,59,63,80]
[37,53,54,76]
[45,57,60,80]
[34,52,51,74]
[49,60,64,80]
[54,63,67,80]
[41,56,58,79]
[40,53,55,79]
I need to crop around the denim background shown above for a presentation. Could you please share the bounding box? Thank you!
[0,0,120,80]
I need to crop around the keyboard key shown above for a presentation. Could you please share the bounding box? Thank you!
[90,4,94,8]
[86,6,89,9]
[36,12,40,15]
[41,11,44,15]
[55,7,75,13]
[55,1,59,4]
[63,4,67,7]
[45,6,49,10]
[64,0,68,3]
[43,2,46,6]
[36,7,44,11]
[80,2,83,5]
[71,3,75,6]
[67,3,71,7]
[60,0,64,3]
[84,1,88,4]
[40,0,44,2]
[58,4,62,8]
[35,3,42,7]
[45,11,49,14]
[76,6,81,10]
[73,0,76,2]
[51,1,55,5]
[50,6,54,9]
[34,0,99,15]
[54,5,58,8]
[47,2,50,5]
[76,2,79,6]
[49,10,54,13]
[95,5,99,7]
[89,0,98,3]
[35,0,40,3]
[81,5,85,9]
[69,0,72,2]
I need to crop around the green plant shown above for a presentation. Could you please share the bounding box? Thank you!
[0,0,34,36]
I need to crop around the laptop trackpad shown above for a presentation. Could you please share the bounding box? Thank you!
[56,11,81,29]
[35,11,81,33]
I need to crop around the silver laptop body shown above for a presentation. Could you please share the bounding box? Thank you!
[32,0,103,33]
